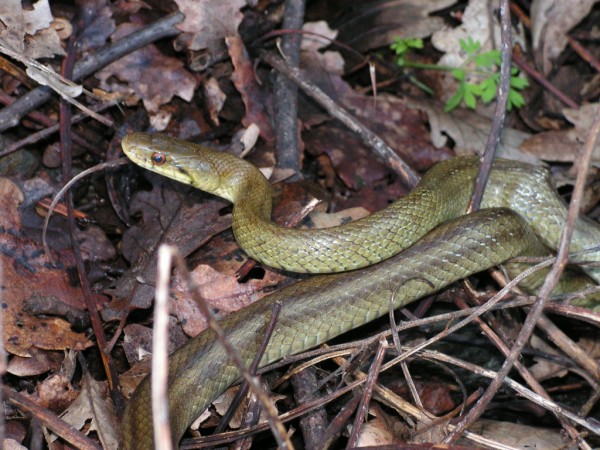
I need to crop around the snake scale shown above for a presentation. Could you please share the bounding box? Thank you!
[120,132,600,449]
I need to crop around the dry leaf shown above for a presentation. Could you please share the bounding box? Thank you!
[171,263,286,337]
[1,178,92,357]
[404,97,540,164]
[6,348,63,377]
[174,0,246,51]
[204,77,226,125]
[466,419,578,449]
[355,416,396,447]
[0,0,65,58]
[96,23,197,114]
[35,373,78,411]
[531,0,599,74]
[57,374,119,450]
[226,35,275,144]
[335,0,458,53]
[520,103,600,164]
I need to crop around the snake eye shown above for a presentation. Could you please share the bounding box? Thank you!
[151,152,167,165]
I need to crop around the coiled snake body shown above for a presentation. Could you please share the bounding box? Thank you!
[120,133,600,449]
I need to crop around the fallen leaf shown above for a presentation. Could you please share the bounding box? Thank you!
[96,22,197,113]
[34,373,78,412]
[0,177,24,228]
[174,0,246,51]
[204,77,227,125]
[122,321,189,366]
[339,89,452,170]
[404,96,540,164]
[56,374,119,450]
[356,416,396,447]
[531,0,599,74]
[6,348,63,377]
[226,35,275,144]
[171,263,286,337]
[1,178,92,357]
[104,176,230,318]
[334,0,458,53]
[466,419,579,449]
[520,103,600,164]
[0,0,65,58]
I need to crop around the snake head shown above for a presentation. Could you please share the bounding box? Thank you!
[121,132,257,203]
[122,132,223,191]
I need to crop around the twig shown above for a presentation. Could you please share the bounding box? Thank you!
[537,314,600,379]
[446,83,600,444]
[567,36,600,74]
[424,350,600,436]
[453,296,587,444]
[2,386,102,450]
[467,0,511,212]
[152,245,174,449]
[273,0,305,177]
[214,301,282,434]
[59,27,124,419]
[182,381,362,449]
[260,51,420,188]
[291,366,328,448]
[185,339,600,448]
[512,53,579,109]
[0,101,117,159]
[317,394,361,450]
[389,287,423,408]
[42,158,130,260]
[346,337,388,448]
[380,258,556,370]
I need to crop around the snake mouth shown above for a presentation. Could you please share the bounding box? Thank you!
[166,164,194,185]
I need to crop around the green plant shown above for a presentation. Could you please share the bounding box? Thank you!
[391,36,528,112]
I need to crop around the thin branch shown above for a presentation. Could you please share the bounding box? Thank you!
[347,338,388,448]
[467,0,512,212]
[512,54,579,109]
[2,386,102,450]
[152,245,174,449]
[273,0,305,177]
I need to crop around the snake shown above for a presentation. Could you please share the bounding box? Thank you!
[119,132,600,449]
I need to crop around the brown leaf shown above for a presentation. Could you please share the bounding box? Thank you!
[339,90,451,171]
[34,373,78,412]
[6,348,63,377]
[226,35,275,144]
[104,178,230,318]
[1,179,91,357]
[467,419,577,449]
[0,177,24,228]
[334,0,458,53]
[96,23,197,113]
[531,0,599,74]
[304,124,390,190]
[122,321,189,366]
[171,263,287,337]
[0,0,65,58]
[204,77,227,125]
[405,96,541,164]
[174,0,246,51]
[56,374,119,450]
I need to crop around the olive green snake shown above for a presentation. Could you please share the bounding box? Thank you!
[120,132,600,449]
